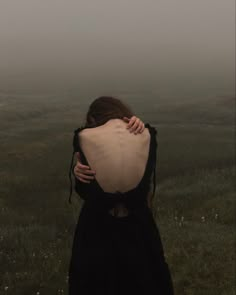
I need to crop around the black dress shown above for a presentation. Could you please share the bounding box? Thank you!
[68,123,174,295]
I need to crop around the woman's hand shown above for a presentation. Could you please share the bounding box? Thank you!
[73,116,145,183]
[73,152,96,183]
[123,116,145,134]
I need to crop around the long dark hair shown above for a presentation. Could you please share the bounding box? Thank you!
[84,96,134,128]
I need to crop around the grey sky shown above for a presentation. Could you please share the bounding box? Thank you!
[0,0,234,93]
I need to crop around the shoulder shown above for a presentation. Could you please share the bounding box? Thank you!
[77,128,97,144]
[73,125,86,135]
[145,123,157,135]
[145,123,158,149]
[73,125,92,140]
[72,125,87,152]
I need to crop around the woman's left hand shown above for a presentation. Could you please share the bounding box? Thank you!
[123,116,145,134]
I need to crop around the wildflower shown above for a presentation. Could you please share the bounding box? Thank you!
[4,286,8,291]
[201,216,205,222]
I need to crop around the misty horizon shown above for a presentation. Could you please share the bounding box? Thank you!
[0,0,235,96]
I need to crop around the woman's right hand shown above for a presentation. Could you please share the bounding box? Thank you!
[73,152,96,183]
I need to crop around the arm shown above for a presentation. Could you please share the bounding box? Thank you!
[72,162,90,200]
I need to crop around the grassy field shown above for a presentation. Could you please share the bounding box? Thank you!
[0,91,235,294]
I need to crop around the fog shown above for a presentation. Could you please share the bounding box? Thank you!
[0,0,234,96]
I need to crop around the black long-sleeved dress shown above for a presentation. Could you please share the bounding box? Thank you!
[68,123,175,295]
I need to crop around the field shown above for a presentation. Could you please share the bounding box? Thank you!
[0,91,235,294]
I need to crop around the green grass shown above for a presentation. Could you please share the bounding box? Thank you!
[0,92,235,294]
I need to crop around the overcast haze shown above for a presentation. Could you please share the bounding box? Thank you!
[0,0,235,95]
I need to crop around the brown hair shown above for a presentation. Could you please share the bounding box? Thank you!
[84,96,134,128]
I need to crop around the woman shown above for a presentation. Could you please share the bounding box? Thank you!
[68,96,174,295]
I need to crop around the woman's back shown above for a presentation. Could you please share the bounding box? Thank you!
[68,121,175,295]
[79,118,151,193]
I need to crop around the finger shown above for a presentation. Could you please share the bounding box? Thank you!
[74,171,95,180]
[75,154,93,170]
[78,173,95,180]
[134,124,143,134]
[77,162,92,170]
[76,160,96,173]
[75,166,96,175]
[126,116,137,128]
[135,119,143,133]
[83,169,96,175]
[129,119,140,132]
[123,116,130,122]
[77,177,90,183]
[141,123,145,133]
[137,122,145,133]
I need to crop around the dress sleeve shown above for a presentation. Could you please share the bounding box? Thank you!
[68,126,90,204]
[72,163,90,201]
[145,123,158,200]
